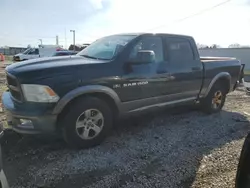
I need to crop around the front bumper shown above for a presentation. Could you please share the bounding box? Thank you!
[1,92,57,134]
[13,56,21,62]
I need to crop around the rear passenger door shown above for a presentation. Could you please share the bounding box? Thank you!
[164,37,203,100]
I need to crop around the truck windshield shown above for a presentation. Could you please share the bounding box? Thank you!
[77,35,136,60]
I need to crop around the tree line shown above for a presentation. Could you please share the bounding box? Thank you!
[197,43,250,49]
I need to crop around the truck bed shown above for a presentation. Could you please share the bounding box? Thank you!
[199,57,241,97]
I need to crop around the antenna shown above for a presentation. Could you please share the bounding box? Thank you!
[56,35,59,45]
[64,28,68,49]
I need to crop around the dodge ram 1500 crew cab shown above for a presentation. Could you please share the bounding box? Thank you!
[2,33,242,148]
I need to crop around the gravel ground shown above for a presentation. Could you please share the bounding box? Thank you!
[1,87,250,188]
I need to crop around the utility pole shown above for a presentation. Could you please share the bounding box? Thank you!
[70,30,75,51]
[38,39,43,45]
[56,35,59,45]
[64,28,67,49]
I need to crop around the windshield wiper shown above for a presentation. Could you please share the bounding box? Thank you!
[80,55,100,60]
[80,54,110,60]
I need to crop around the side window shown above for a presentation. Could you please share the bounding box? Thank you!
[129,36,163,63]
[29,49,39,55]
[166,38,194,62]
[34,49,39,54]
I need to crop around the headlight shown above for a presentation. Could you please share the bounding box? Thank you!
[14,56,20,61]
[21,84,59,103]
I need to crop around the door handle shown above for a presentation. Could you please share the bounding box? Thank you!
[192,67,201,71]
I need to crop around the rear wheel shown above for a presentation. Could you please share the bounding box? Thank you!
[200,82,227,114]
[61,97,113,149]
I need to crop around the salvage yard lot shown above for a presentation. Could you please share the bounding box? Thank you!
[0,66,249,188]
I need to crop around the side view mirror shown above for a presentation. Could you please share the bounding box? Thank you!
[236,132,250,188]
[130,50,155,65]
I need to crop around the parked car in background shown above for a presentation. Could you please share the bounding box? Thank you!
[240,64,245,83]
[68,44,90,51]
[235,132,250,188]
[0,125,9,188]
[13,45,63,61]
[242,71,250,94]
[2,33,242,149]
[52,50,78,57]
[243,79,250,93]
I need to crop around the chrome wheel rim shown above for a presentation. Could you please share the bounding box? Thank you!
[212,90,222,109]
[75,109,104,140]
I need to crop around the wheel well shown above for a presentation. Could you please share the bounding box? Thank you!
[216,77,231,93]
[56,92,119,129]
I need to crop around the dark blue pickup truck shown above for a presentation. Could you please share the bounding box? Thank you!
[2,33,242,148]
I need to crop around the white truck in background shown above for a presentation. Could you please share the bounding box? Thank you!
[13,45,63,62]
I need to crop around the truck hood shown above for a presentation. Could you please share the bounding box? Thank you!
[6,55,108,74]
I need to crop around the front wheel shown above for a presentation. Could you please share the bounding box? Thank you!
[200,82,227,114]
[62,97,113,149]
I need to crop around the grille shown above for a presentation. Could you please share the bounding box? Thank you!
[6,74,17,86]
[6,73,22,102]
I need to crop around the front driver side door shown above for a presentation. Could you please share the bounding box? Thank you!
[120,35,167,101]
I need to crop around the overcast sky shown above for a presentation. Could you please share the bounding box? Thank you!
[0,0,250,48]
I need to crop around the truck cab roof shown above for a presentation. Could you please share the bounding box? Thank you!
[111,32,193,38]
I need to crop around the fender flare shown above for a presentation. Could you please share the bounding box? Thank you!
[203,72,231,97]
[52,85,121,114]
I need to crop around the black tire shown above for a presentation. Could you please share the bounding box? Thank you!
[200,82,227,114]
[235,132,250,188]
[62,97,113,149]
